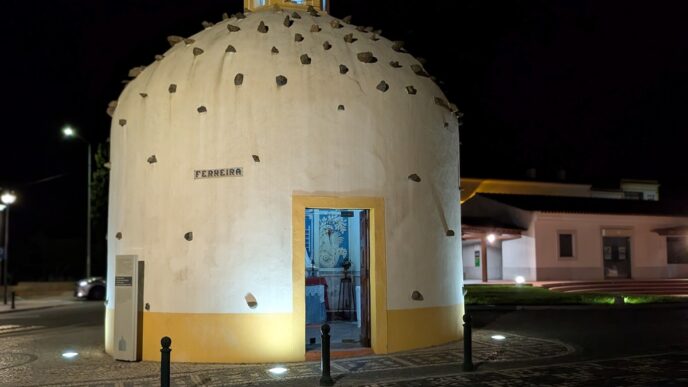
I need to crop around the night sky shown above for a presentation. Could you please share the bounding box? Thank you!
[1,0,686,279]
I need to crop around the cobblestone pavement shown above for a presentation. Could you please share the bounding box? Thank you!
[2,330,573,386]
[360,352,688,387]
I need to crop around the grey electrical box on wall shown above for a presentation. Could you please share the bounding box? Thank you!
[113,255,144,361]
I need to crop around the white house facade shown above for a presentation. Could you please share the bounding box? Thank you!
[462,179,688,282]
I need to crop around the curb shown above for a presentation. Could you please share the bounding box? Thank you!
[466,302,688,311]
[0,301,82,314]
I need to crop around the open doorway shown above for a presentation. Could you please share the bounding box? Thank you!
[305,208,371,351]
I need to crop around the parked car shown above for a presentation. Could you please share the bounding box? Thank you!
[74,277,106,300]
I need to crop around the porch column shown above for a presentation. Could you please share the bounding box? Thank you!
[481,236,488,282]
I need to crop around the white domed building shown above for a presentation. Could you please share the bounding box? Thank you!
[106,0,463,363]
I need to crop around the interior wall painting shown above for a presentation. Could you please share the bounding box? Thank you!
[318,212,349,268]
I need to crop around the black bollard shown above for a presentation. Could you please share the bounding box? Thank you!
[11,292,15,309]
[160,336,172,387]
[320,323,335,386]
[462,313,474,372]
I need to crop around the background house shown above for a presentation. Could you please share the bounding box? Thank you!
[462,178,688,281]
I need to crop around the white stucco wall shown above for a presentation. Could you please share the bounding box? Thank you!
[533,213,688,280]
[462,241,502,280]
[106,8,461,319]
[502,234,537,281]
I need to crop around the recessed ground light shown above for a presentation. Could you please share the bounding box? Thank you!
[515,276,526,284]
[491,335,506,341]
[62,352,78,359]
[269,367,288,375]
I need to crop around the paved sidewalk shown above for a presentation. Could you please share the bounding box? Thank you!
[0,294,79,314]
[4,330,576,386]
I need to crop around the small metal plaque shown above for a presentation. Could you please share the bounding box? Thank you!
[115,276,133,286]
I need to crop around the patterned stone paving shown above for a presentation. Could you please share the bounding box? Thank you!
[362,352,688,387]
[18,330,574,386]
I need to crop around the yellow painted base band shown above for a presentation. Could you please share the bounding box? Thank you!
[387,304,463,353]
[108,304,464,363]
[141,312,304,363]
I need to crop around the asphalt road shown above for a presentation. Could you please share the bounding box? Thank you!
[469,304,688,362]
[0,302,687,386]
[0,301,106,386]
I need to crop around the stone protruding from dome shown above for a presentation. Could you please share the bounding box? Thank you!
[323,41,332,50]
[226,44,237,53]
[276,75,288,86]
[106,100,117,117]
[227,24,240,32]
[300,54,311,65]
[193,47,204,56]
[257,21,269,33]
[283,15,293,27]
[392,41,405,52]
[167,35,183,46]
[390,61,402,68]
[310,24,321,32]
[376,81,389,92]
[343,33,357,43]
[339,64,349,74]
[411,64,429,77]
[271,46,279,54]
[294,33,304,42]
[408,173,422,182]
[357,52,377,63]
[234,73,244,86]
[342,15,352,24]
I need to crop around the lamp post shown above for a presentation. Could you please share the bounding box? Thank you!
[63,126,92,278]
[1,191,17,305]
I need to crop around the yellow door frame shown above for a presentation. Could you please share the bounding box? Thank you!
[292,195,388,357]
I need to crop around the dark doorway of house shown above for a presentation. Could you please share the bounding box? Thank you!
[305,208,371,351]
[603,237,631,279]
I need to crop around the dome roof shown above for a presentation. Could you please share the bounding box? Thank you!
[114,7,457,123]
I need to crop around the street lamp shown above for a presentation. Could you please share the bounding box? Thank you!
[63,125,92,278]
[1,190,17,305]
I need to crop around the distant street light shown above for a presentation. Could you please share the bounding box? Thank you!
[62,125,92,278]
[1,190,17,305]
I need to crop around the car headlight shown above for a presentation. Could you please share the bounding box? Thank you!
[79,281,88,286]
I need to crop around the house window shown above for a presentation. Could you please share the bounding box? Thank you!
[558,231,575,259]
[667,237,688,264]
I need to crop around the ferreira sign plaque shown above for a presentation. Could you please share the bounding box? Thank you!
[194,167,243,179]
